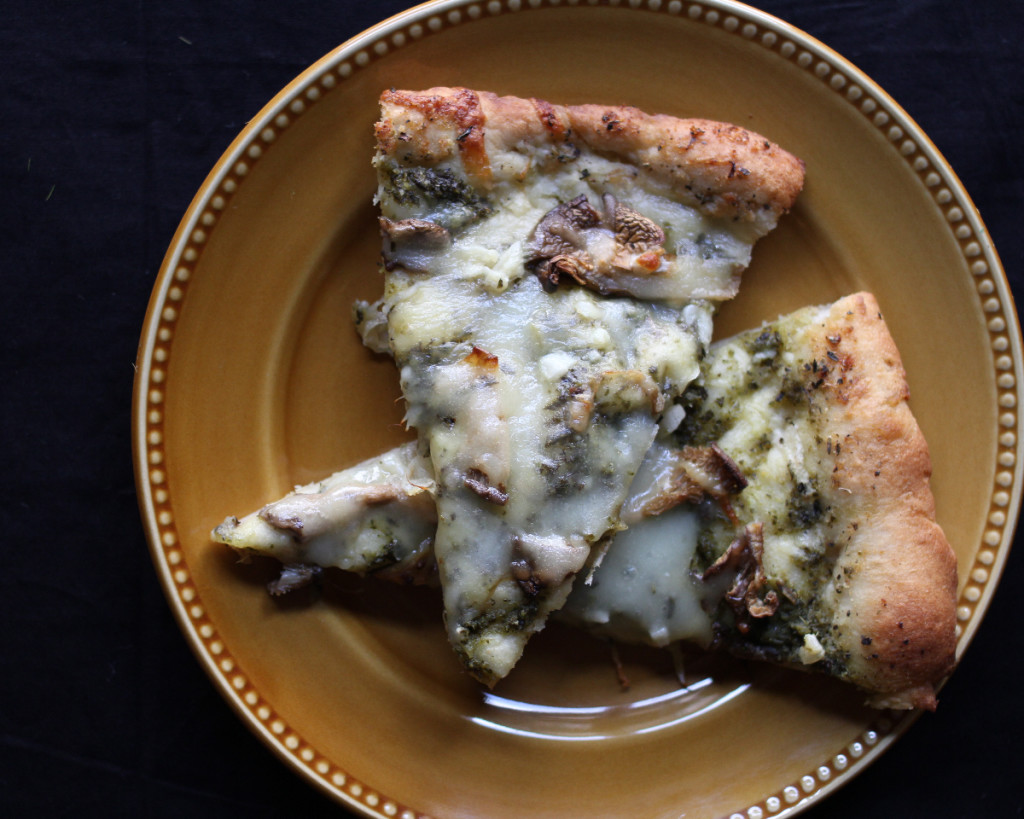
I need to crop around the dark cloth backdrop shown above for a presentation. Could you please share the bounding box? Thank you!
[2,1,1022,816]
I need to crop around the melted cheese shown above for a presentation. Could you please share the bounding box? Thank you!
[375,147,733,683]
[378,148,759,303]
[560,504,713,647]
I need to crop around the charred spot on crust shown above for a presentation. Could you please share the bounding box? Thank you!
[601,111,623,132]
[530,96,567,140]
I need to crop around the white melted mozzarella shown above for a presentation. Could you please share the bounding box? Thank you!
[378,149,759,303]
[375,150,730,681]
[561,504,713,648]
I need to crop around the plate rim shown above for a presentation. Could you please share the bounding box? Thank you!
[132,1,1024,817]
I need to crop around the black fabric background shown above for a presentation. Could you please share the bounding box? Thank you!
[2,1,1022,816]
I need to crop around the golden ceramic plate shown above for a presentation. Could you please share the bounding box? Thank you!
[133,1,1020,817]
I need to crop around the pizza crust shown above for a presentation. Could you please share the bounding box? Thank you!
[810,293,957,709]
[376,87,805,233]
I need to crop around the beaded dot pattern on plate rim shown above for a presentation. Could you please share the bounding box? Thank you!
[135,1,1020,817]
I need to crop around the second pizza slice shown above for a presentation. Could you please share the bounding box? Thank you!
[368,88,803,684]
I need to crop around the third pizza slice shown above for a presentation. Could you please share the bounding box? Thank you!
[367,87,803,684]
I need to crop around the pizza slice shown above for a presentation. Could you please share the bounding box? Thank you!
[212,442,437,589]
[368,87,804,684]
[216,292,956,708]
[565,292,957,709]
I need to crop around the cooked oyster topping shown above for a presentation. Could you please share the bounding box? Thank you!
[379,217,452,273]
[527,194,670,295]
[701,522,779,634]
[267,563,323,597]
[621,443,747,521]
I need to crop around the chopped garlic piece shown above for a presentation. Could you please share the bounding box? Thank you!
[799,633,825,665]
[539,351,576,382]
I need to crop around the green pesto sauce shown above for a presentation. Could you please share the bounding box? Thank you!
[455,598,542,678]
[365,540,402,573]
[381,162,491,229]
[461,597,541,638]
[713,596,846,675]
[675,319,851,667]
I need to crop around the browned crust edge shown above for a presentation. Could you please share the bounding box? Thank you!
[807,293,958,710]
[376,87,805,227]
